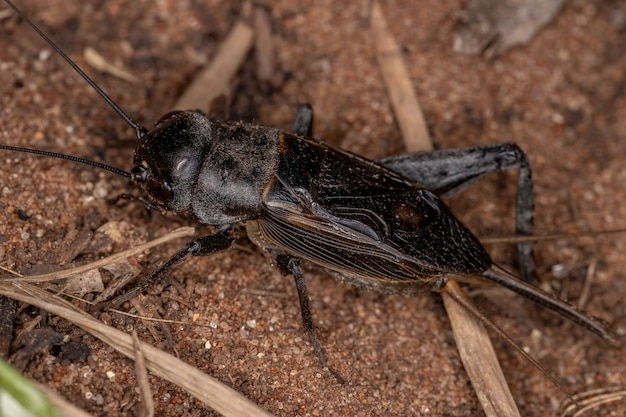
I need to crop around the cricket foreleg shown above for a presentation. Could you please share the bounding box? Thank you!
[104,232,234,308]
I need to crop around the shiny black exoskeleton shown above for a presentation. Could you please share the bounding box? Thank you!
[126,107,614,355]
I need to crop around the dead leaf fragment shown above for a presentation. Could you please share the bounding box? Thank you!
[454,0,566,56]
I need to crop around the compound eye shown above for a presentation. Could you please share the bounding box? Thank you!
[131,165,149,183]
[146,177,173,204]
[131,164,173,205]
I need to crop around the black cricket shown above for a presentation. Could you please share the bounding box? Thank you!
[1,0,619,390]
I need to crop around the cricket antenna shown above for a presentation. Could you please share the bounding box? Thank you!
[4,0,147,140]
[0,145,131,178]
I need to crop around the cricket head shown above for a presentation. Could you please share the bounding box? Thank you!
[132,111,210,213]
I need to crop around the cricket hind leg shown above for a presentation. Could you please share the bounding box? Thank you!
[378,143,535,283]
[274,253,345,383]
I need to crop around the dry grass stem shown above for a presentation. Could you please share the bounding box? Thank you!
[253,6,274,84]
[577,256,596,310]
[1,227,195,283]
[84,47,141,84]
[443,281,521,417]
[371,1,431,152]
[558,386,626,417]
[108,309,211,326]
[0,282,277,417]
[132,331,155,417]
[481,227,626,245]
[172,20,254,112]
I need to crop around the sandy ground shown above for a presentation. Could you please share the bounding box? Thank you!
[1,0,625,416]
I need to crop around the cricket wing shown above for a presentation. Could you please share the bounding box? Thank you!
[255,143,492,293]
[256,191,443,293]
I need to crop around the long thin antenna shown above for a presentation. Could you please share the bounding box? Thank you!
[0,145,131,178]
[3,0,145,139]
[3,0,135,178]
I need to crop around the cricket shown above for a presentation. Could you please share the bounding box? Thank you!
[1,1,624,416]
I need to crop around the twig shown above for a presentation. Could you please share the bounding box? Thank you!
[84,47,141,84]
[132,331,155,417]
[172,20,254,112]
[558,386,626,417]
[577,256,597,311]
[371,1,431,152]
[443,281,521,417]
[253,6,274,84]
[2,227,195,283]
